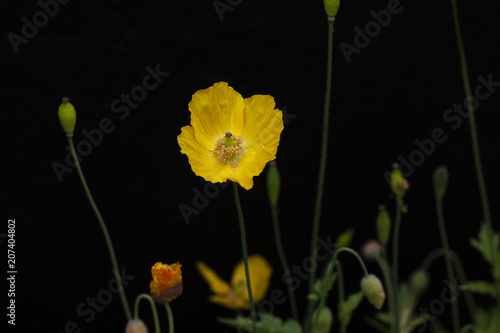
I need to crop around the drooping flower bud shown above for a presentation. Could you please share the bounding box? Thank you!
[361,274,386,310]
[266,161,280,206]
[410,269,429,296]
[376,204,391,245]
[312,307,333,333]
[433,165,449,200]
[58,97,76,137]
[323,0,340,18]
[125,319,148,333]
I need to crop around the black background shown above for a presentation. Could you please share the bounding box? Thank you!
[1,0,499,332]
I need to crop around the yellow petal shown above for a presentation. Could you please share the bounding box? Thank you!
[196,261,232,295]
[231,255,273,302]
[241,95,284,155]
[178,125,228,182]
[207,295,250,310]
[189,82,245,150]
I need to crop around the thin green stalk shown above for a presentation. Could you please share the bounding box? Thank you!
[270,204,299,322]
[391,198,402,333]
[133,294,160,333]
[435,195,460,333]
[421,248,476,321]
[450,0,498,289]
[374,255,396,333]
[337,262,347,333]
[165,302,174,333]
[305,16,335,331]
[68,137,132,321]
[233,182,257,332]
[310,247,368,333]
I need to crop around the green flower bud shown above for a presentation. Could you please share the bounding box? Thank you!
[125,319,148,333]
[58,97,76,137]
[312,307,333,333]
[376,204,391,245]
[410,270,429,296]
[266,161,280,206]
[433,165,449,200]
[324,0,340,18]
[361,274,386,310]
[335,228,354,248]
[390,164,409,199]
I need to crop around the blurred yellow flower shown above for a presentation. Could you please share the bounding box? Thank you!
[178,82,284,190]
[196,255,272,310]
[150,262,183,303]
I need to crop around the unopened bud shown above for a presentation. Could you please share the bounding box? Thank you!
[390,164,409,199]
[376,205,391,245]
[125,319,148,333]
[58,97,76,137]
[324,0,340,18]
[361,274,386,310]
[433,165,449,200]
[335,228,354,248]
[362,240,382,261]
[266,161,280,206]
[410,270,429,296]
[313,307,333,333]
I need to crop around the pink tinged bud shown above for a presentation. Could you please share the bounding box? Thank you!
[125,319,148,333]
[362,240,382,261]
[361,274,386,310]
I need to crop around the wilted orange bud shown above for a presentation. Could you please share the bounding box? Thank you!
[150,262,183,303]
[361,274,386,310]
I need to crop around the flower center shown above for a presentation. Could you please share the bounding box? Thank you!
[214,132,244,163]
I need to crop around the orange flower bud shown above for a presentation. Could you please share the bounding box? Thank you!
[150,262,183,303]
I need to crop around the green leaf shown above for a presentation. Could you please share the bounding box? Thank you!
[460,281,497,297]
[470,223,500,266]
[308,261,337,302]
[374,311,391,324]
[338,291,363,326]
[218,315,302,333]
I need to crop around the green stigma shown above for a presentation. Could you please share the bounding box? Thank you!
[225,132,235,147]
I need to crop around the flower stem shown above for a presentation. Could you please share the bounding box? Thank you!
[375,254,396,333]
[435,194,460,333]
[67,137,132,321]
[270,204,299,322]
[450,0,498,287]
[306,16,335,331]
[311,248,368,333]
[337,262,347,333]
[165,302,174,333]
[421,248,476,321]
[232,182,257,332]
[391,198,402,333]
[133,294,160,333]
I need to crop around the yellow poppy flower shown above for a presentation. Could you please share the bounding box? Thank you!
[196,255,273,310]
[150,262,183,303]
[178,82,284,190]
